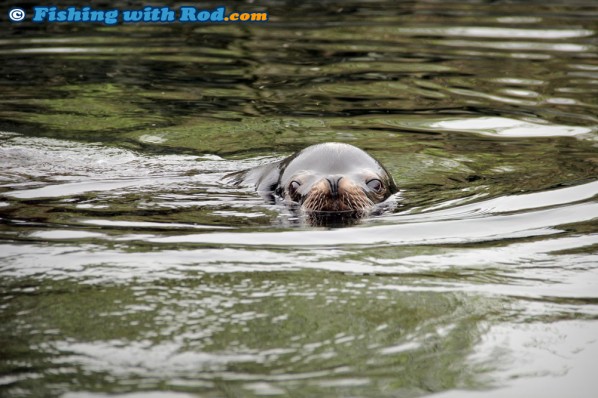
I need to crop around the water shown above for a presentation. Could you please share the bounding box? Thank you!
[1,1,597,397]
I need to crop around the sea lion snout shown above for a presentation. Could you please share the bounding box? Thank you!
[301,175,373,214]
[326,175,343,198]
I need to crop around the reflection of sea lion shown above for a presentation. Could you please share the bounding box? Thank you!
[226,142,398,224]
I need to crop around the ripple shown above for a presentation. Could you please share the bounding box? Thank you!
[147,201,596,247]
[437,40,594,53]
[397,27,594,39]
[428,117,592,138]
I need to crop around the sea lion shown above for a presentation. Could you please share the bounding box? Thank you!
[226,142,398,224]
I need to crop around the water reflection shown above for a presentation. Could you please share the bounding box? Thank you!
[429,117,592,137]
[395,26,594,39]
[1,269,492,395]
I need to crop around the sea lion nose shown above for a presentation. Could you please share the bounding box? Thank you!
[326,176,343,198]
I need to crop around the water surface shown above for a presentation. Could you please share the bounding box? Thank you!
[1,1,597,397]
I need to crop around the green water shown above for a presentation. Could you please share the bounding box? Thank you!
[1,1,597,397]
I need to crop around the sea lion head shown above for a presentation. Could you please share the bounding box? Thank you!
[274,143,397,220]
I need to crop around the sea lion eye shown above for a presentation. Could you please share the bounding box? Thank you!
[366,179,383,192]
[289,180,301,192]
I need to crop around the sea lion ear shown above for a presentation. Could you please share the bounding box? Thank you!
[256,163,284,193]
